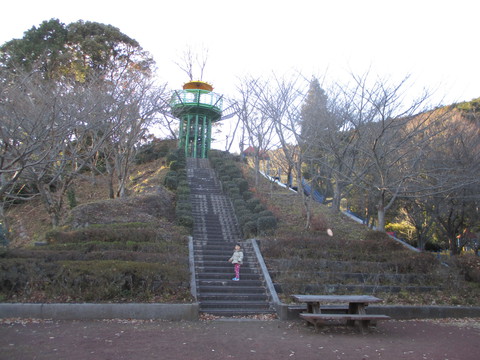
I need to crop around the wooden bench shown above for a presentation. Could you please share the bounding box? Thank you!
[288,304,349,313]
[300,313,391,331]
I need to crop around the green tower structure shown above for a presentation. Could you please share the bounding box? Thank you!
[170,81,223,158]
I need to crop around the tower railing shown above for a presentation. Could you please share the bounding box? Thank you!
[171,89,224,113]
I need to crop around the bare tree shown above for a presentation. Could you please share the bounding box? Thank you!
[234,76,278,187]
[175,46,209,81]
[338,73,449,232]
[0,69,65,226]
[417,109,480,253]
[101,77,167,198]
[300,78,364,211]
[17,76,118,226]
[249,73,315,227]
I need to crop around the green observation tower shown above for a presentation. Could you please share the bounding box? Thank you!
[171,81,224,158]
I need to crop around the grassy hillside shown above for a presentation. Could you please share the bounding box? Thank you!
[1,156,193,303]
[237,158,480,306]
[1,149,479,306]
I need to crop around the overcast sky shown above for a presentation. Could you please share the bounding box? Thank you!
[2,0,478,102]
[1,0,479,150]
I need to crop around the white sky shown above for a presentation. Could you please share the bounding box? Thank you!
[1,0,479,149]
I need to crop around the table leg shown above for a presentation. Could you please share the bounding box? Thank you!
[307,303,313,313]
[347,302,367,327]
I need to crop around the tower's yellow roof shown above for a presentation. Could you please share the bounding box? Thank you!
[183,81,213,92]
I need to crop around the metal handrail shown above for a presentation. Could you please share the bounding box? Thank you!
[171,89,224,111]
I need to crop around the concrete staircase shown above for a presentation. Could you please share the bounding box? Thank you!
[187,158,274,316]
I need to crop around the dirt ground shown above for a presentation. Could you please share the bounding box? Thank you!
[1,317,479,360]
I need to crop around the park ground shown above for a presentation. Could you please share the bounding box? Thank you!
[0,317,479,360]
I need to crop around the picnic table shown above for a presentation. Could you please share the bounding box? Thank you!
[291,294,390,331]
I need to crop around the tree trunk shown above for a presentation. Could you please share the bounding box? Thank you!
[38,183,61,227]
[254,154,260,188]
[377,195,386,232]
[0,204,8,234]
[105,159,115,199]
[449,236,460,255]
[332,181,342,211]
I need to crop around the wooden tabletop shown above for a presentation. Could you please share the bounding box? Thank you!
[291,295,383,304]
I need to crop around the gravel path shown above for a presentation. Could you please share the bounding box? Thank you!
[1,317,479,360]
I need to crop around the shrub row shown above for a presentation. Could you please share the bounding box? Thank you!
[0,221,190,302]
[162,149,193,230]
[0,258,190,302]
[45,223,160,244]
[209,150,277,237]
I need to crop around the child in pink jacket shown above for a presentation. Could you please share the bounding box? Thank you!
[228,243,244,281]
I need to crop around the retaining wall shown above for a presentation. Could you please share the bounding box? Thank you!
[0,303,199,321]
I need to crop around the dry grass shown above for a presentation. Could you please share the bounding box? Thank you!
[239,161,480,306]
[1,156,192,304]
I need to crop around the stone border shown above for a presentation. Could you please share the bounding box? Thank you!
[0,303,199,321]
[2,302,478,322]
[280,303,480,320]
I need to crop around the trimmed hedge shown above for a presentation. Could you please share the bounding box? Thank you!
[209,150,277,237]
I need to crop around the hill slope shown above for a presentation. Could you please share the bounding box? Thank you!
[1,158,192,303]
[237,159,480,306]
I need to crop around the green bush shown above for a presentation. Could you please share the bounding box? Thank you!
[254,204,267,213]
[45,225,159,245]
[166,153,178,165]
[242,191,254,200]
[258,210,274,218]
[176,201,192,212]
[233,199,246,210]
[169,160,181,171]
[246,198,261,211]
[164,171,178,190]
[220,175,231,182]
[178,180,189,188]
[176,185,190,196]
[176,214,194,229]
[243,221,257,237]
[177,169,187,181]
[0,256,192,303]
[234,178,249,194]
[238,213,254,227]
[257,216,277,234]
[210,150,278,239]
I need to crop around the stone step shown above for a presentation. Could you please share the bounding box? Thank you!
[192,226,240,234]
[195,266,258,274]
[198,293,269,302]
[194,250,248,258]
[196,260,251,267]
[197,272,261,280]
[198,279,264,287]
[187,158,272,316]
[194,248,245,255]
[192,219,239,227]
[199,300,272,310]
[196,266,258,274]
[198,285,267,294]
[200,308,276,316]
[192,233,241,239]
